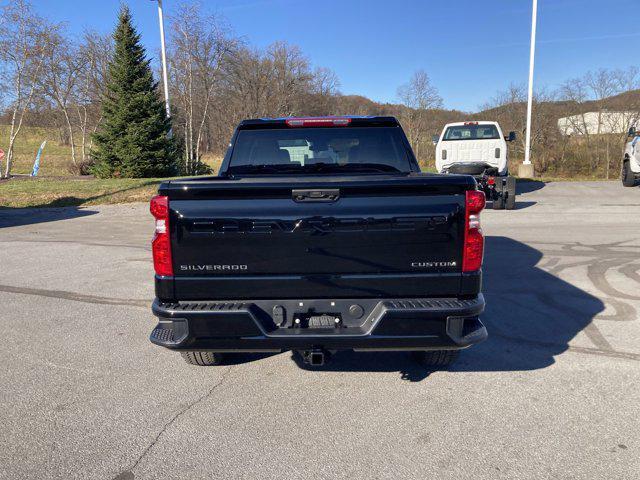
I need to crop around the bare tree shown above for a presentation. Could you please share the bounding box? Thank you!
[558,77,589,135]
[610,67,640,134]
[396,70,443,163]
[311,67,340,97]
[220,41,315,127]
[0,0,52,178]
[397,70,443,110]
[588,69,621,176]
[306,66,341,115]
[76,31,113,166]
[267,41,312,115]
[612,66,640,98]
[609,66,640,175]
[586,69,618,134]
[558,68,635,177]
[223,47,269,119]
[168,3,238,173]
[481,82,527,154]
[40,31,87,170]
[482,83,563,173]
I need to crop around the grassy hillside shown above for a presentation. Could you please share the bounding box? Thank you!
[0,124,224,176]
[0,125,73,176]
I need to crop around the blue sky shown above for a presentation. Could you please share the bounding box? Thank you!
[31,0,640,112]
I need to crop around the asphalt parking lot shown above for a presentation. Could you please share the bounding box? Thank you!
[1,180,639,480]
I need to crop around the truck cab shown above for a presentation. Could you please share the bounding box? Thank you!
[434,121,517,210]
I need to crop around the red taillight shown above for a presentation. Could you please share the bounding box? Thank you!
[464,121,479,125]
[150,194,169,218]
[150,195,173,276]
[466,189,486,214]
[462,190,485,272]
[285,117,351,127]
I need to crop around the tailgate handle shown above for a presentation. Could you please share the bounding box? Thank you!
[292,189,340,203]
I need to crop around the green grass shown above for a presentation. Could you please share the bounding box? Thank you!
[0,124,227,208]
[0,177,164,208]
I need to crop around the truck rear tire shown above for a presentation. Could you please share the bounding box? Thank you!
[622,160,637,187]
[181,351,225,366]
[411,350,459,368]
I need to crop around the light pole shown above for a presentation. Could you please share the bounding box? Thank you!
[151,0,171,119]
[520,0,537,178]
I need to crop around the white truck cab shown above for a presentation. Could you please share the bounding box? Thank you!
[433,121,518,210]
[434,121,515,176]
[622,127,640,187]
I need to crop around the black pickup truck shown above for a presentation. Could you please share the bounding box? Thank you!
[149,116,487,368]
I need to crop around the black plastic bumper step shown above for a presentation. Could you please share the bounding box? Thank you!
[151,326,175,343]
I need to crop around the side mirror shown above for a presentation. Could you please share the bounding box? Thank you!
[628,127,636,137]
[505,131,516,142]
[432,134,440,145]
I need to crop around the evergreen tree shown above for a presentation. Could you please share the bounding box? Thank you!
[91,6,176,178]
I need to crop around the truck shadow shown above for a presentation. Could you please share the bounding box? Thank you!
[0,206,98,228]
[516,179,546,194]
[454,236,606,374]
[513,201,537,210]
[0,179,160,228]
[286,236,606,381]
[489,200,537,210]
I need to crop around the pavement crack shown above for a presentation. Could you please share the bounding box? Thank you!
[127,366,233,474]
[0,238,150,250]
[0,284,148,308]
[492,330,640,362]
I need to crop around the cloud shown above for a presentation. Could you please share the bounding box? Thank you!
[537,32,640,45]
[483,31,640,50]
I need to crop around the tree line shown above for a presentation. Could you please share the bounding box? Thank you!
[1,0,638,179]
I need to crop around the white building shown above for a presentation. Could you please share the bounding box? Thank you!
[557,111,639,136]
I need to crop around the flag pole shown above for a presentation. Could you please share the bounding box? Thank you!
[522,0,538,173]
[155,0,171,119]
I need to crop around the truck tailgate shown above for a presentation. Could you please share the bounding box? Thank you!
[160,174,476,300]
[446,139,502,165]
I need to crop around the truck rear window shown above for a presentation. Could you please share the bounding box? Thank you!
[443,125,500,141]
[229,127,412,172]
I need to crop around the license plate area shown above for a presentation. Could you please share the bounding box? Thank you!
[293,313,342,329]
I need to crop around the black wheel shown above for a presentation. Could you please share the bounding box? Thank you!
[505,176,516,210]
[181,351,225,366]
[411,350,460,369]
[622,160,637,187]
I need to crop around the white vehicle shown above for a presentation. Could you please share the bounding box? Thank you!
[622,127,640,187]
[433,121,517,210]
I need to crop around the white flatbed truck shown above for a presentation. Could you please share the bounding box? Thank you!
[434,121,517,210]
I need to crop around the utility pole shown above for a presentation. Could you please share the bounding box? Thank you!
[520,0,537,178]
